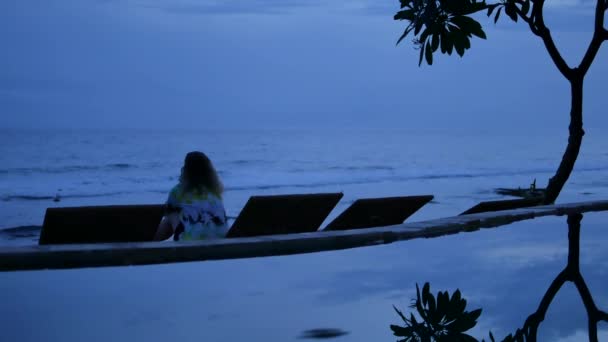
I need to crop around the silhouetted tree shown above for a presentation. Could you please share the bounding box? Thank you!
[391,214,608,342]
[394,0,607,204]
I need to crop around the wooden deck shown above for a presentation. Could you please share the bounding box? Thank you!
[1,200,607,272]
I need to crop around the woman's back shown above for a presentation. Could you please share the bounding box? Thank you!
[155,151,228,241]
[166,184,228,241]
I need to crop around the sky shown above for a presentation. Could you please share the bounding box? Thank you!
[0,0,606,131]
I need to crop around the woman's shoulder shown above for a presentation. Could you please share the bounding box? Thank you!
[173,184,223,203]
[168,184,185,198]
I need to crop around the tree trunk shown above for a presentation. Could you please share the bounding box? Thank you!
[544,74,585,204]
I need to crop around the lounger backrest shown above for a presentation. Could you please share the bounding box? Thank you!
[324,195,434,230]
[39,205,164,245]
[226,193,344,238]
[459,197,543,216]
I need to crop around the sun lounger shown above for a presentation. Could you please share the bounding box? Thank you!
[226,193,343,237]
[39,193,344,244]
[39,204,164,245]
[459,197,544,216]
[323,195,434,230]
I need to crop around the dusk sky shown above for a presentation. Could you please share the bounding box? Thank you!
[1,0,606,132]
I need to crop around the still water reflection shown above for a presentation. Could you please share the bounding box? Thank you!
[390,213,608,342]
[0,213,607,341]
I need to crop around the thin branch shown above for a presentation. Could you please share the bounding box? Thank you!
[578,0,606,74]
[573,274,600,320]
[532,0,574,80]
[514,6,541,36]
[533,269,570,321]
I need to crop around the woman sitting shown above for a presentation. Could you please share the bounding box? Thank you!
[154,151,228,241]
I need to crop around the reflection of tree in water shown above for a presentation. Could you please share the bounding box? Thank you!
[391,214,608,342]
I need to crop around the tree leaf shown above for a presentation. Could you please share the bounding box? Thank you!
[460,333,479,342]
[463,34,471,49]
[418,39,425,66]
[394,305,408,323]
[431,33,440,52]
[422,283,430,306]
[522,0,530,15]
[470,26,487,39]
[446,34,454,55]
[414,20,424,35]
[494,7,502,24]
[390,324,413,337]
[440,30,449,53]
[394,9,415,21]
[452,1,488,15]
[487,3,499,16]
[397,26,412,45]
[451,30,467,56]
[419,28,430,45]
[469,308,482,321]
[427,288,437,322]
[448,315,477,333]
[437,291,449,322]
[504,2,518,22]
[425,40,434,65]
[451,289,462,307]
[451,15,481,32]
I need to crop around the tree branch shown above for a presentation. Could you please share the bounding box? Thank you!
[579,0,606,74]
[532,0,574,80]
[514,6,541,36]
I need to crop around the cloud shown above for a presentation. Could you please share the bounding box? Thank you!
[127,0,395,16]
[132,0,329,15]
[481,244,568,269]
[545,0,596,8]
[554,329,608,342]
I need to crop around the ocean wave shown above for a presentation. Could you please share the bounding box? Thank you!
[225,165,607,192]
[226,159,273,166]
[326,165,395,171]
[0,225,41,240]
[1,192,129,202]
[3,195,57,201]
[3,164,607,203]
[0,163,138,175]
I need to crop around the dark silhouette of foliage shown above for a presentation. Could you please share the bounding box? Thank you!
[391,283,482,341]
[390,214,608,342]
[394,0,608,204]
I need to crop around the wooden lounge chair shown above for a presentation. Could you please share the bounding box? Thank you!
[459,197,544,216]
[226,193,343,237]
[39,192,344,244]
[39,204,164,245]
[323,195,434,231]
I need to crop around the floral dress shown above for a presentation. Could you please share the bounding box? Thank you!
[165,184,229,241]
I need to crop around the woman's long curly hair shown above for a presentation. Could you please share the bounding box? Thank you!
[179,151,224,196]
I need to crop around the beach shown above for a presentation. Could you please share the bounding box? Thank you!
[1,128,608,341]
[2,128,608,242]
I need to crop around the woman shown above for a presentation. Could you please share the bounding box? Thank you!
[154,151,229,241]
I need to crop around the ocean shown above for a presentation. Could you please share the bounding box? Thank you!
[1,128,607,341]
[2,128,608,238]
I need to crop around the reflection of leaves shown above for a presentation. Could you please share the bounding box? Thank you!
[392,215,608,342]
[390,282,482,341]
